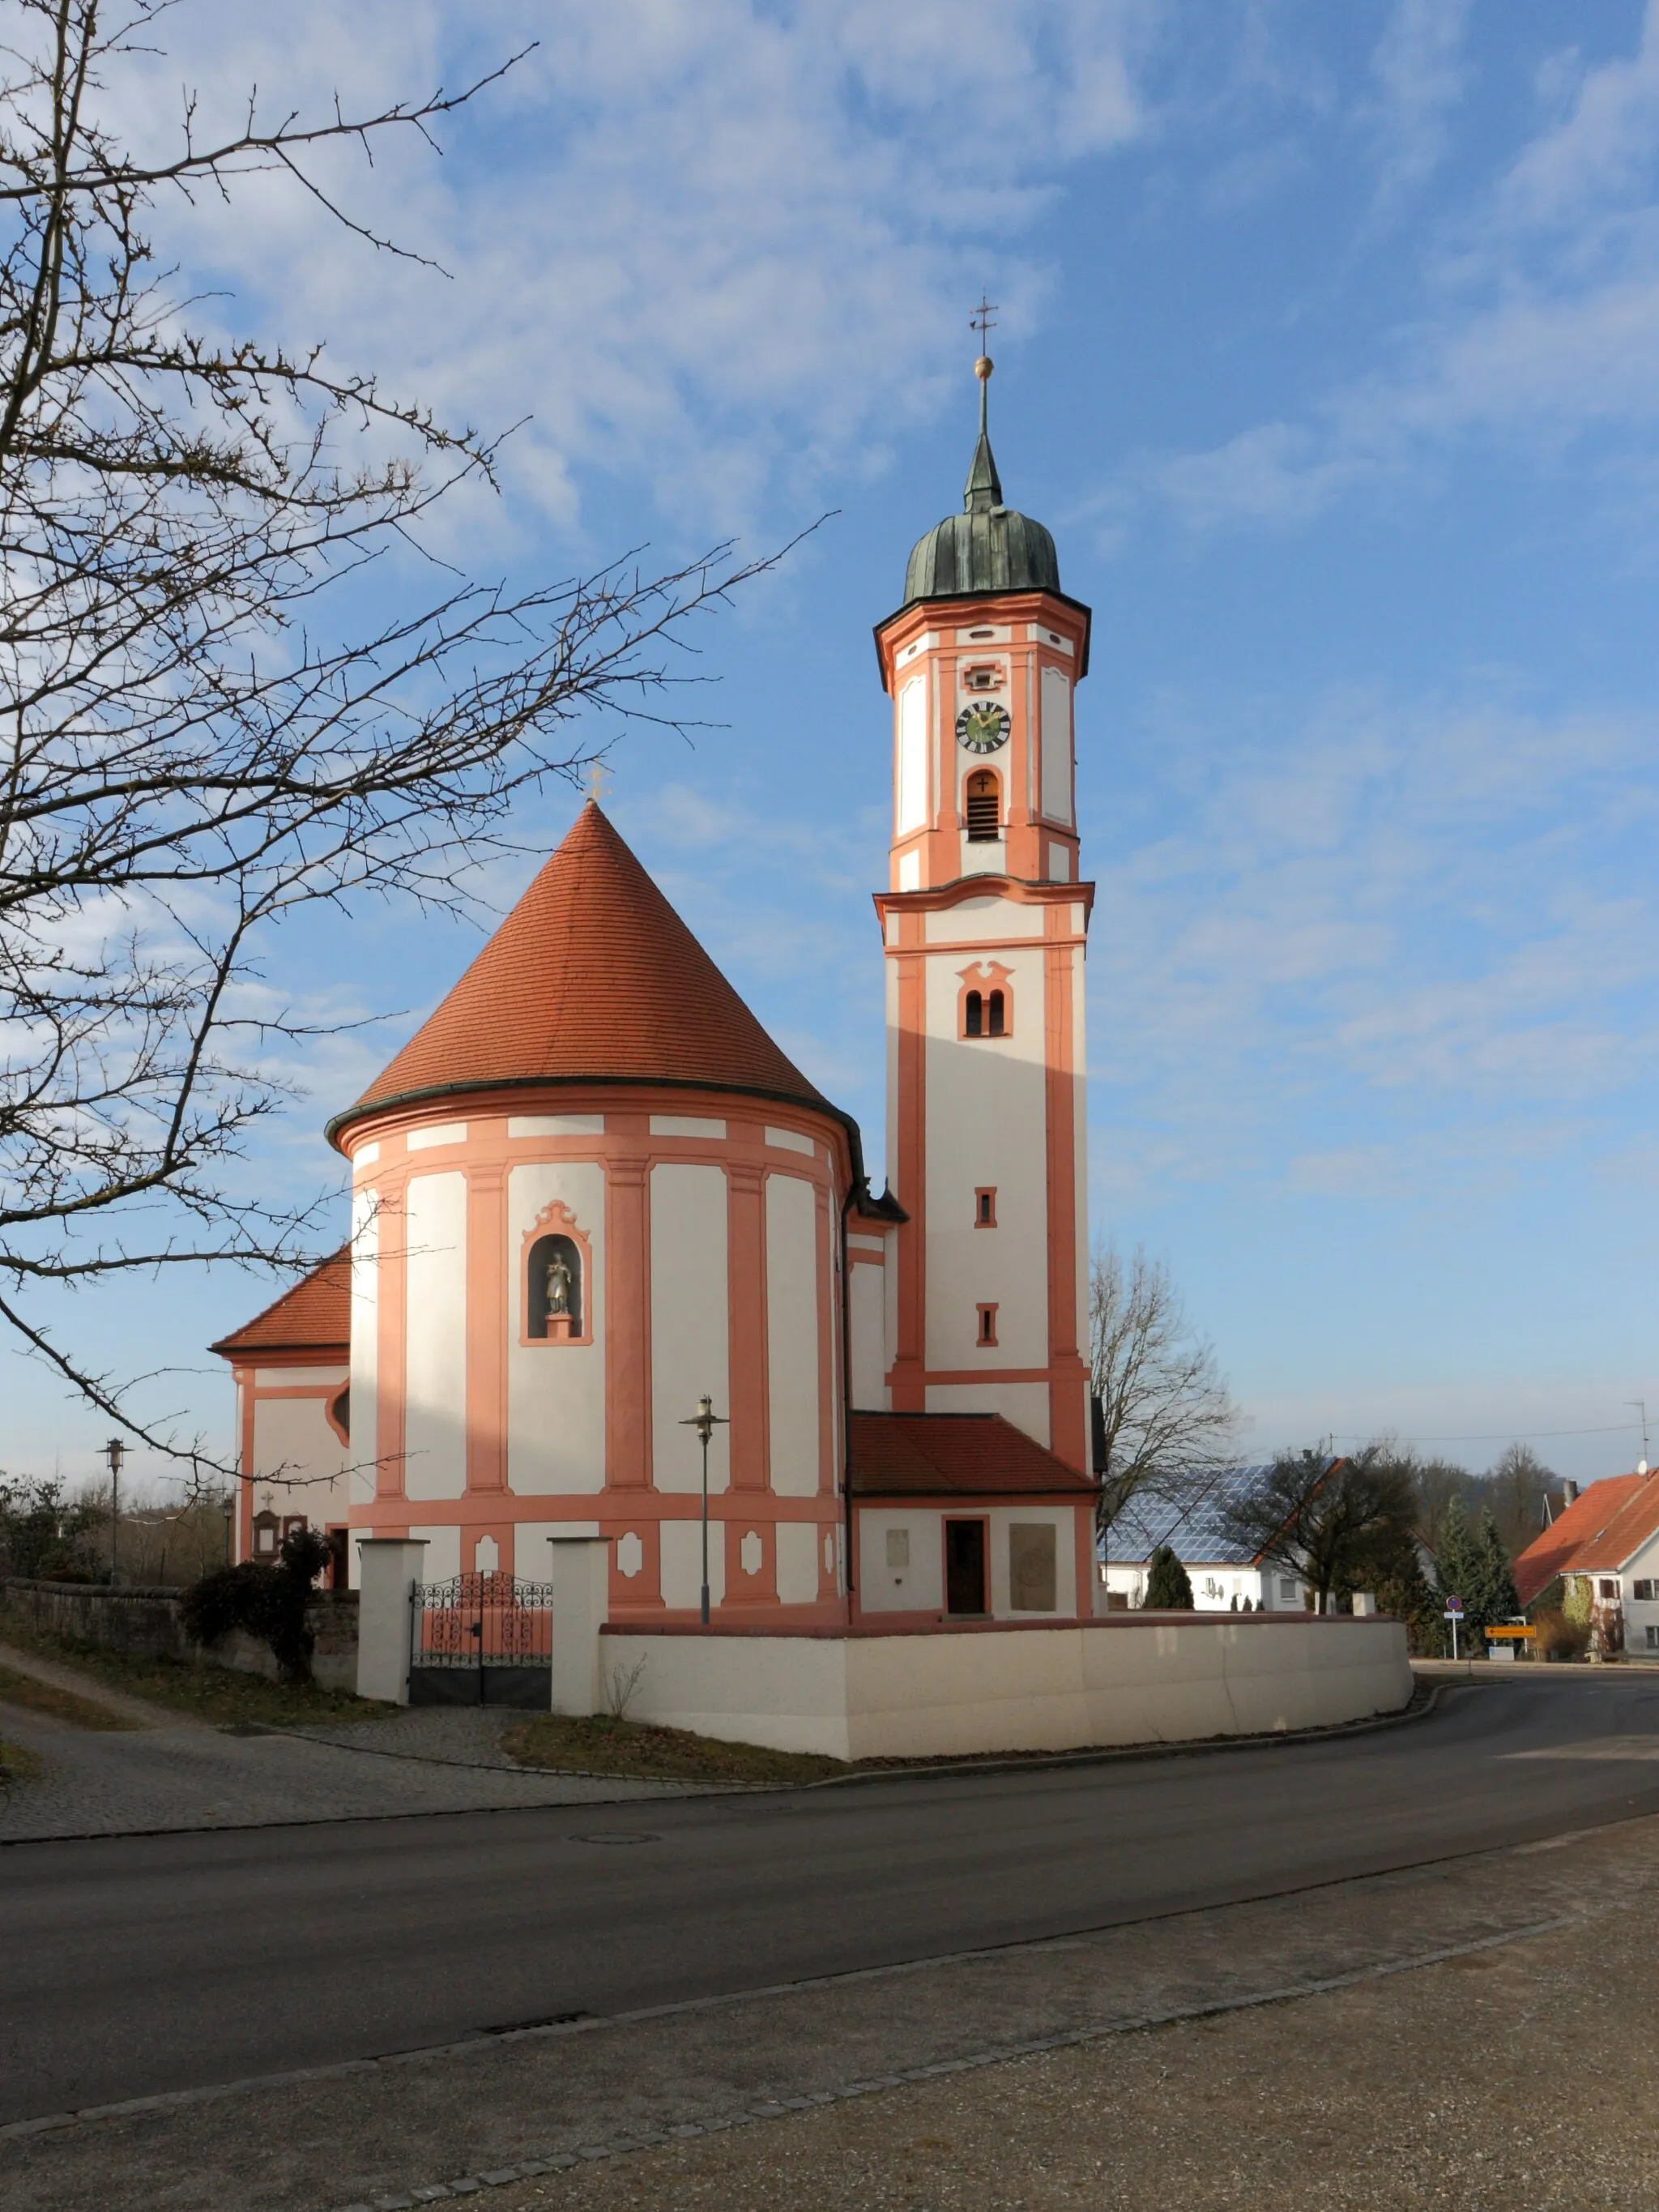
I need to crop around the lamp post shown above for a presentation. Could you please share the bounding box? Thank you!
[221,1490,236,1566]
[680,1394,727,1625]
[104,1436,125,1585]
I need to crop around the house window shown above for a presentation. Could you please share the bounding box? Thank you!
[958,964,1013,1040]
[1648,1626,1659,1650]
[281,1514,309,1544]
[976,1302,998,1347]
[975,1187,997,1228]
[326,1385,350,1445]
[1635,1580,1657,1601]
[1598,1578,1619,1599]
[1277,1577,1301,1606]
[987,989,1005,1037]
[962,664,1001,693]
[965,989,983,1037]
[965,769,1001,841]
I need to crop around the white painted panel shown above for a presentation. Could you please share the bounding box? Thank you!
[1047,844,1072,881]
[403,1171,467,1501]
[349,1187,378,1506]
[923,944,1049,1372]
[352,1142,381,1169]
[1028,624,1074,655]
[660,1516,726,1610]
[924,1379,1051,1447]
[408,1523,461,1583]
[925,899,1043,942]
[254,1366,345,1389]
[512,1518,601,1575]
[776,1521,821,1606]
[897,848,921,893]
[509,1114,604,1138]
[955,622,1009,643]
[764,1125,814,1156]
[407,1121,467,1151]
[650,1115,725,1139]
[1041,667,1073,826]
[897,675,928,834]
[650,1164,730,1492]
[506,1161,607,1495]
[250,1397,349,1529]
[848,1234,885,1253]
[766,1173,820,1497]
[849,1262,888,1411]
[858,1508,945,1612]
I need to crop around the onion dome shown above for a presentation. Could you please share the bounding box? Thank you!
[902,356,1060,605]
[327,801,835,1147]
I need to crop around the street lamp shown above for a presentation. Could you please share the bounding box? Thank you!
[220,1490,236,1566]
[104,1436,125,1585]
[679,1393,728,1625]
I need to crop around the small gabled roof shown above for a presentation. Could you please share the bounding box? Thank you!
[210,1250,351,1360]
[1513,1473,1659,1608]
[849,1412,1095,1498]
[329,803,838,1147]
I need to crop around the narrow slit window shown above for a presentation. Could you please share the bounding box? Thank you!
[965,770,1000,842]
[975,1188,996,1228]
[964,989,983,1038]
[987,989,1006,1037]
[976,1302,998,1346]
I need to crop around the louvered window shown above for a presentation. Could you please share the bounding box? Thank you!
[965,770,1000,842]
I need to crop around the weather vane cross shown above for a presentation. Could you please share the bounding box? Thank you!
[586,758,612,805]
[970,293,999,351]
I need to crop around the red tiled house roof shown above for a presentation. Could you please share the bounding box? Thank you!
[850,1412,1097,1498]
[329,802,835,1146]
[210,1250,351,1360]
[1512,1473,1657,1608]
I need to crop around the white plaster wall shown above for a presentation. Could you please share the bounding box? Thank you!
[859,1507,945,1612]
[925,1379,1051,1447]
[349,1186,378,1506]
[650,1164,731,1492]
[848,1263,888,1410]
[925,897,1044,944]
[776,1520,821,1605]
[660,1514,727,1611]
[1041,667,1072,825]
[506,1160,606,1495]
[603,1616,1412,1761]
[408,1522,461,1583]
[923,944,1048,1376]
[403,1171,467,1501]
[250,1394,350,1529]
[766,1172,821,1497]
[897,674,928,834]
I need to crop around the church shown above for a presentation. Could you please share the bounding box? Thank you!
[212,357,1101,1632]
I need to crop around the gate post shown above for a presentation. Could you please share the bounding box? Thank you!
[356,1538,429,1704]
[548,1535,610,1716]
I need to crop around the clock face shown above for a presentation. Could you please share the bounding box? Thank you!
[956,702,1012,754]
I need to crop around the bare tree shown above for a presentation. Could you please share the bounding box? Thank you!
[1483,1442,1556,1557]
[0,2,788,1472]
[1219,1445,1419,1613]
[1089,1241,1237,1544]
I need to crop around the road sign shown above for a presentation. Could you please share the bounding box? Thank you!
[1444,1595,1463,1616]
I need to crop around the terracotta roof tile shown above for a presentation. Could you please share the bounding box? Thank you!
[210,1251,351,1360]
[1512,1473,1652,1608]
[332,804,830,1142]
[850,1412,1094,1497]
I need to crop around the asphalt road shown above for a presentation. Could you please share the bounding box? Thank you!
[5,1672,1658,2129]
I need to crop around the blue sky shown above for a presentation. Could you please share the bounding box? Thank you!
[11,0,1659,1490]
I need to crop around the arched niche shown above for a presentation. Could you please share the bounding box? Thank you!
[521,1200,593,1346]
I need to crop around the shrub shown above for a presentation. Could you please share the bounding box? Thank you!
[1144,1544,1194,1609]
[181,1527,332,1683]
[1531,1608,1589,1663]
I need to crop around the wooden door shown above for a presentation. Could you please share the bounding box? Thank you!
[945,1519,987,1615]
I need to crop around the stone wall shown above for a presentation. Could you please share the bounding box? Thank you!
[0,1578,360,1693]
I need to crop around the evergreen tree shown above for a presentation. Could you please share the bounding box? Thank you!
[1433,1500,1482,1648]
[1468,1507,1520,1638]
[1144,1544,1194,1609]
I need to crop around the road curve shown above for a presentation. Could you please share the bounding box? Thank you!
[4,1672,1658,2125]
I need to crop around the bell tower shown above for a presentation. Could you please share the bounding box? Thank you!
[872,347,1092,1471]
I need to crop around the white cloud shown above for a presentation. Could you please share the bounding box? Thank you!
[1365,0,1474,211]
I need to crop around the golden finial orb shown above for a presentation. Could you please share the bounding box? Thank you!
[975,354,994,382]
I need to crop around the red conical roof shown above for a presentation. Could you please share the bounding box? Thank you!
[330,803,831,1144]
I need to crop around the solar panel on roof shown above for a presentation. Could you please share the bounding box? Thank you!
[1099,1466,1281,1565]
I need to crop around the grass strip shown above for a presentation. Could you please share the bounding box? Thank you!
[0,1661,143,1731]
[501,1711,849,1786]
[0,1734,44,1779]
[0,1622,386,1729]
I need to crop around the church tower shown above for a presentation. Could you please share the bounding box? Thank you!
[872,352,1092,1473]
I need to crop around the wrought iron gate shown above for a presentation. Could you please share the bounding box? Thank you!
[408,1571,553,1707]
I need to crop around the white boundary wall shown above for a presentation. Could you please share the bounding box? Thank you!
[599,1616,1412,1761]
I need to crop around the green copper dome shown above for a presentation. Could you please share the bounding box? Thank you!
[902,374,1060,605]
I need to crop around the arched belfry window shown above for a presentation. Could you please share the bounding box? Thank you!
[527,1234,582,1337]
[521,1199,593,1346]
[965,769,1001,843]
[957,963,1014,1041]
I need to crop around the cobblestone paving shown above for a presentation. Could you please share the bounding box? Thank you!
[0,1702,712,1841]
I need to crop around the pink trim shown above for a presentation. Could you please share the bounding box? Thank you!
[957,961,1013,1040]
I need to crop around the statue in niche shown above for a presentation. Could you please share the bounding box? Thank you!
[544,1250,574,1321]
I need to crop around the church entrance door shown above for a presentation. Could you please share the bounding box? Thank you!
[945,1518,987,1616]
[408,1571,554,1706]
